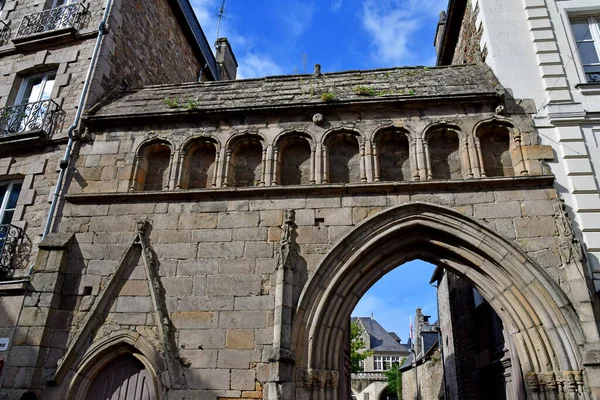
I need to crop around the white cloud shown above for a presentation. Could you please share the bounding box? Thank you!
[278,2,316,38]
[191,0,284,79]
[331,0,343,12]
[237,53,285,79]
[361,0,447,66]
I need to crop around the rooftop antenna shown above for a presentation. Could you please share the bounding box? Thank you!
[216,0,226,42]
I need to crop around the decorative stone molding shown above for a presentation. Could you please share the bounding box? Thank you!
[524,371,584,395]
[296,368,339,389]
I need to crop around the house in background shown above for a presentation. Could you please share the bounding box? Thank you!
[351,317,410,400]
[400,308,444,400]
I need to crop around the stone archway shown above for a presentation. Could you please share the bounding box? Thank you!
[291,203,587,400]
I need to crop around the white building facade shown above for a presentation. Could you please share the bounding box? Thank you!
[439,0,600,291]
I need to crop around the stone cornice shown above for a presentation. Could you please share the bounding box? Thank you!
[66,175,555,204]
[83,92,500,128]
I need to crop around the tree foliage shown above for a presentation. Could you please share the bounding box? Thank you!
[350,321,373,373]
[383,359,406,399]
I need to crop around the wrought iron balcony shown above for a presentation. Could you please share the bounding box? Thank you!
[15,3,84,39]
[0,224,23,279]
[586,71,600,83]
[0,99,60,139]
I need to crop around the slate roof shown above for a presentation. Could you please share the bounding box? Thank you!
[353,317,410,353]
[88,64,499,120]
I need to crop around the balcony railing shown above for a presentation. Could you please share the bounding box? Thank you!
[0,224,23,279]
[15,3,84,39]
[0,99,60,138]
[586,71,600,83]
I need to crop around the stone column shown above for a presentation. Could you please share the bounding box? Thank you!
[222,150,232,187]
[211,151,220,188]
[364,140,373,182]
[166,152,175,190]
[359,143,367,183]
[272,147,280,185]
[474,137,485,178]
[315,143,323,185]
[265,144,274,186]
[175,152,186,189]
[129,155,141,191]
[372,142,380,182]
[267,210,297,400]
[424,141,433,180]
[260,147,268,186]
[463,138,474,178]
[511,132,528,176]
[310,145,316,185]
[322,145,329,184]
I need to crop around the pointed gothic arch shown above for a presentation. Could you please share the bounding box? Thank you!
[66,330,163,400]
[291,203,587,399]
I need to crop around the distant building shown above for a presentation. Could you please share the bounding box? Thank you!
[400,308,444,400]
[351,317,410,400]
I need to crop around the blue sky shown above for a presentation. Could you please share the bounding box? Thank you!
[191,0,448,78]
[352,261,438,344]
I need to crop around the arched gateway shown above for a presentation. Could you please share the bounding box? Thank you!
[290,203,589,399]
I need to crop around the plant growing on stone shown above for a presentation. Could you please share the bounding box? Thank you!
[321,91,336,102]
[353,86,376,97]
[163,97,180,108]
[184,98,200,110]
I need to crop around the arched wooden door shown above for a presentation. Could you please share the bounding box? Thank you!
[87,356,156,400]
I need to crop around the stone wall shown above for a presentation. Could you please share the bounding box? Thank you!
[91,0,203,107]
[451,0,484,65]
[402,351,444,400]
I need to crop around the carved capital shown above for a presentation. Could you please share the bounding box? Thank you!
[296,368,339,389]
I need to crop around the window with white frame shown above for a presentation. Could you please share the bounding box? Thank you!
[5,71,56,134]
[373,356,400,371]
[373,356,383,371]
[0,181,21,225]
[570,17,600,83]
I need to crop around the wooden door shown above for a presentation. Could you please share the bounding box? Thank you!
[87,356,156,400]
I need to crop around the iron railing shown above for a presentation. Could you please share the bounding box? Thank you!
[0,99,59,138]
[586,71,600,83]
[15,3,84,39]
[0,224,22,279]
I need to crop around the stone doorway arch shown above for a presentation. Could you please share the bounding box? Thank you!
[291,203,588,399]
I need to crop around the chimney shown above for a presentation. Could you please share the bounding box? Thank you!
[434,11,447,59]
[216,38,238,80]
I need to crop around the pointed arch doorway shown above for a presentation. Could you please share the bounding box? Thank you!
[290,203,588,400]
[87,355,157,400]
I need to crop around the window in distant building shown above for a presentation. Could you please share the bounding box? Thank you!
[358,359,365,372]
[571,17,600,82]
[373,356,382,371]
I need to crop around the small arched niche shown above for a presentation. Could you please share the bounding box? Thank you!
[134,141,172,191]
[426,126,461,180]
[276,133,313,185]
[374,127,410,182]
[229,135,264,187]
[182,138,217,189]
[325,130,361,184]
[477,122,515,178]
